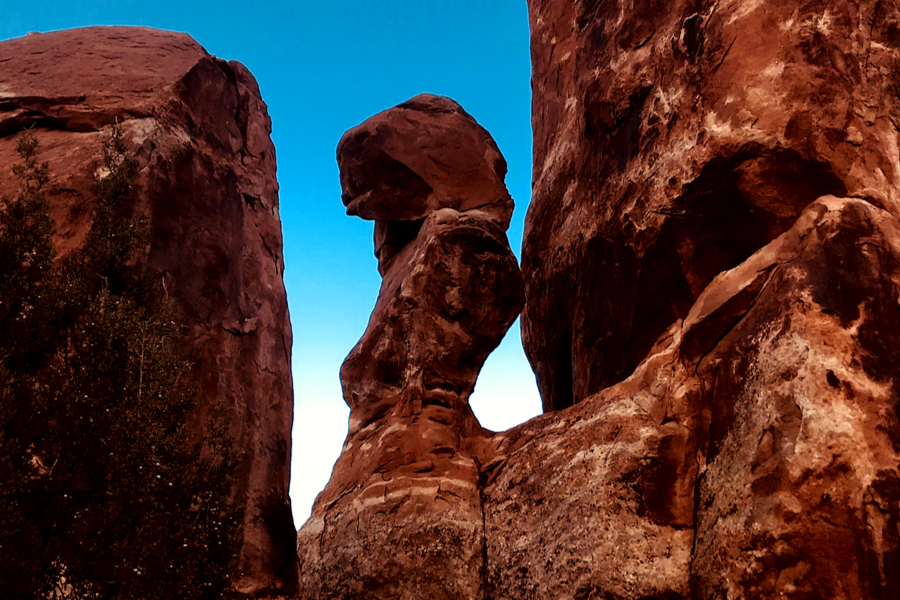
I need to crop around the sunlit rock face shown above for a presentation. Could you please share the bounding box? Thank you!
[523,0,900,413]
[515,0,900,596]
[300,2,900,598]
[0,27,297,597]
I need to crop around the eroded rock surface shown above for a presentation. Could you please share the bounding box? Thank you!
[689,196,900,598]
[481,196,900,599]
[512,0,900,596]
[523,0,900,412]
[300,2,900,599]
[297,96,523,599]
[0,28,296,596]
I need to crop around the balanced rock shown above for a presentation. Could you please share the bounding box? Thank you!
[297,96,524,599]
[0,28,296,596]
[337,93,514,274]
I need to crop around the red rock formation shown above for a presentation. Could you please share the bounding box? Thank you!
[299,2,900,598]
[515,0,900,596]
[523,0,900,412]
[688,196,900,598]
[0,27,297,596]
[480,196,900,599]
[297,95,524,599]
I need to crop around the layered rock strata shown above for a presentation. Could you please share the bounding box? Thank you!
[300,1,900,597]
[0,28,297,596]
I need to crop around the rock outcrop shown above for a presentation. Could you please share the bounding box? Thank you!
[481,195,900,599]
[297,94,524,598]
[299,1,900,598]
[516,0,900,596]
[0,28,297,596]
[523,0,900,413]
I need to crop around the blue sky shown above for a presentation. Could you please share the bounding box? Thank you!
[0,0,542,523]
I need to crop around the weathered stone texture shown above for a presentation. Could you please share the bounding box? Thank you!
[0,27,297,596]
[337,95,515,277]
[300,2,900,598]
[690,197,900,599]
[523,0,900,412]
[297,95,524,599]
[517,0,900,597]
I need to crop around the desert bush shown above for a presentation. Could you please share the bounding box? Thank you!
[0,128,240,600]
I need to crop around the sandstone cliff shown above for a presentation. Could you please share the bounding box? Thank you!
[298,1,900,598]
[0,27,297,596]
[521,0,900,595]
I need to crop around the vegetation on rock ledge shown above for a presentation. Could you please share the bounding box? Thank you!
[0,128,241,600]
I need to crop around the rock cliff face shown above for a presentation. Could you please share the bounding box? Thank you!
[523,0,900,413]
[0,28,297,596]
[519,0,900,595]
[299,1,900,598]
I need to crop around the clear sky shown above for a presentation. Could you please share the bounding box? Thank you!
[0,0,542,524]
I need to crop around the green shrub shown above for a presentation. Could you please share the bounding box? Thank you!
[0,128,241,600]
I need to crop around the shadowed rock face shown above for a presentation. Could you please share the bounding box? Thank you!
[0,27,297,597]
[299,2,900,599]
